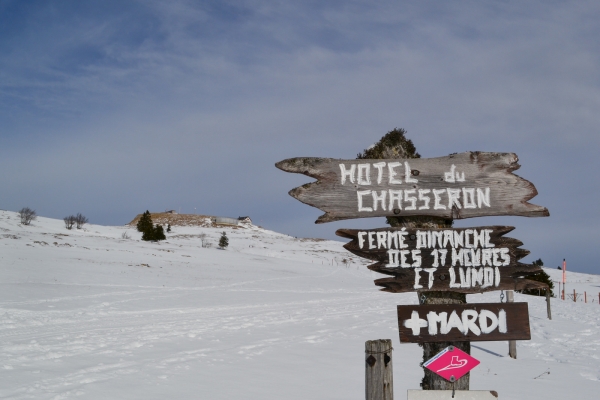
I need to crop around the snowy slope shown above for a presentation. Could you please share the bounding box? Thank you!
[0,211,598,399]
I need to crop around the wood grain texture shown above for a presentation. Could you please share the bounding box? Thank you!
[336,225,547,294]
[275,152,549,223]
[397,303,531,343]
[365,339,394,400]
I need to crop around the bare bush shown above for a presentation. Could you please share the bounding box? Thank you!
[64,215,76,230]
[19,207,37,225]
[75,213,88,229]
[121,231,131,239]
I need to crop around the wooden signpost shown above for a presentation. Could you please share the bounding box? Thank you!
[397,303,531,343]
[276,149,549,398]
[336,226,547,294]
[275,152,548,223]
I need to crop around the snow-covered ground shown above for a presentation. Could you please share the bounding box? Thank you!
[1,210,598,399]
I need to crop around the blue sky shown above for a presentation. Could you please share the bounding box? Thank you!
[1,0,599,273]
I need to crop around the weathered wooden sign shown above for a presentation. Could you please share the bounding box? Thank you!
[397,303,531,343]
[336,226,548,294]
[275,152,549,223]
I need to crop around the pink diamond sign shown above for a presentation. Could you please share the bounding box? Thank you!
[423,346,480,382]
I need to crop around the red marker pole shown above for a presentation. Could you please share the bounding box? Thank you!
[562,259,566,300]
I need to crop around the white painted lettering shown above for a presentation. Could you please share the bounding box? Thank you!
[464,229,473,249]
[462,309,481,335]
[404,189,417,210]
[376,231,387,249]
[427,311,447,335]
[472,267,484,286]
[483,267,494,288]
[500,248,510,266]
[447,188,462,209]
[443,230,455,248]
[471,249,481,267]
[477,187,491,208]
[463,188,476,209]
[414,268,423,289]
[398,229,409,249]
[387,231,398,249]
[479,310,499,334]
[357,190,373,212]
[405,161,418,183]
[451,249,464,266]
[473,229,485,248]
[400,250,411,268]
[372,190,387,211]
[387,250,399,267]
[416,231,428,249]
[424,268,436,289]
[418,189,431,210]
[368,232,376,250]
[498,310,507,333]
[432,249,439,267]
[404,311,428,335]
[438,249,448,266]
[373,162,386,184]
[412,250,422,268]
[432,231,443,249]
[454,231,464,248]
[484,229,494,247]
[433,189,446,210]
[449,267,461,288]
[358,231,367,249]
[481,249,493,266]
[357,163,371,185]
[492,249,502,267]
[339,164,355,185]
[388,162,402,184]
[388,189,402,210]
[445,311,464,334]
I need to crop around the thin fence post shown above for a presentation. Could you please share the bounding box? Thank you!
[573,289,576,302]
[546,290,552,320]
[365,339,393,400]
[507,291,517,359]
[585,291,587,303]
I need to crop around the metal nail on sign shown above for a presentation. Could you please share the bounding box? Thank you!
[275,152,549,223]
[423,346,480,382]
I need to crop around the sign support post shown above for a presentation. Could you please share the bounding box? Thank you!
[507,291,517,359]
[365,339,393,400]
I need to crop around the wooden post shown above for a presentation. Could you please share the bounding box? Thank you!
[365,339,393,400]
[507,291,517,359]
[546,290,552,320]
[585,291,587,303]
[573,289,576,302]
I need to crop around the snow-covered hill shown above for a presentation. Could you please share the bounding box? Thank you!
[1,211,598,399]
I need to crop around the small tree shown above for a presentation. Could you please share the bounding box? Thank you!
[75,213,88,229]
[167,224,171,233]
[154,225,166,241]
[64,215,76,230]
[519,258,555,297]
[136,211,153,233]
[219,231,229,249]
[19,207,37,225]
[142,223,166,242]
